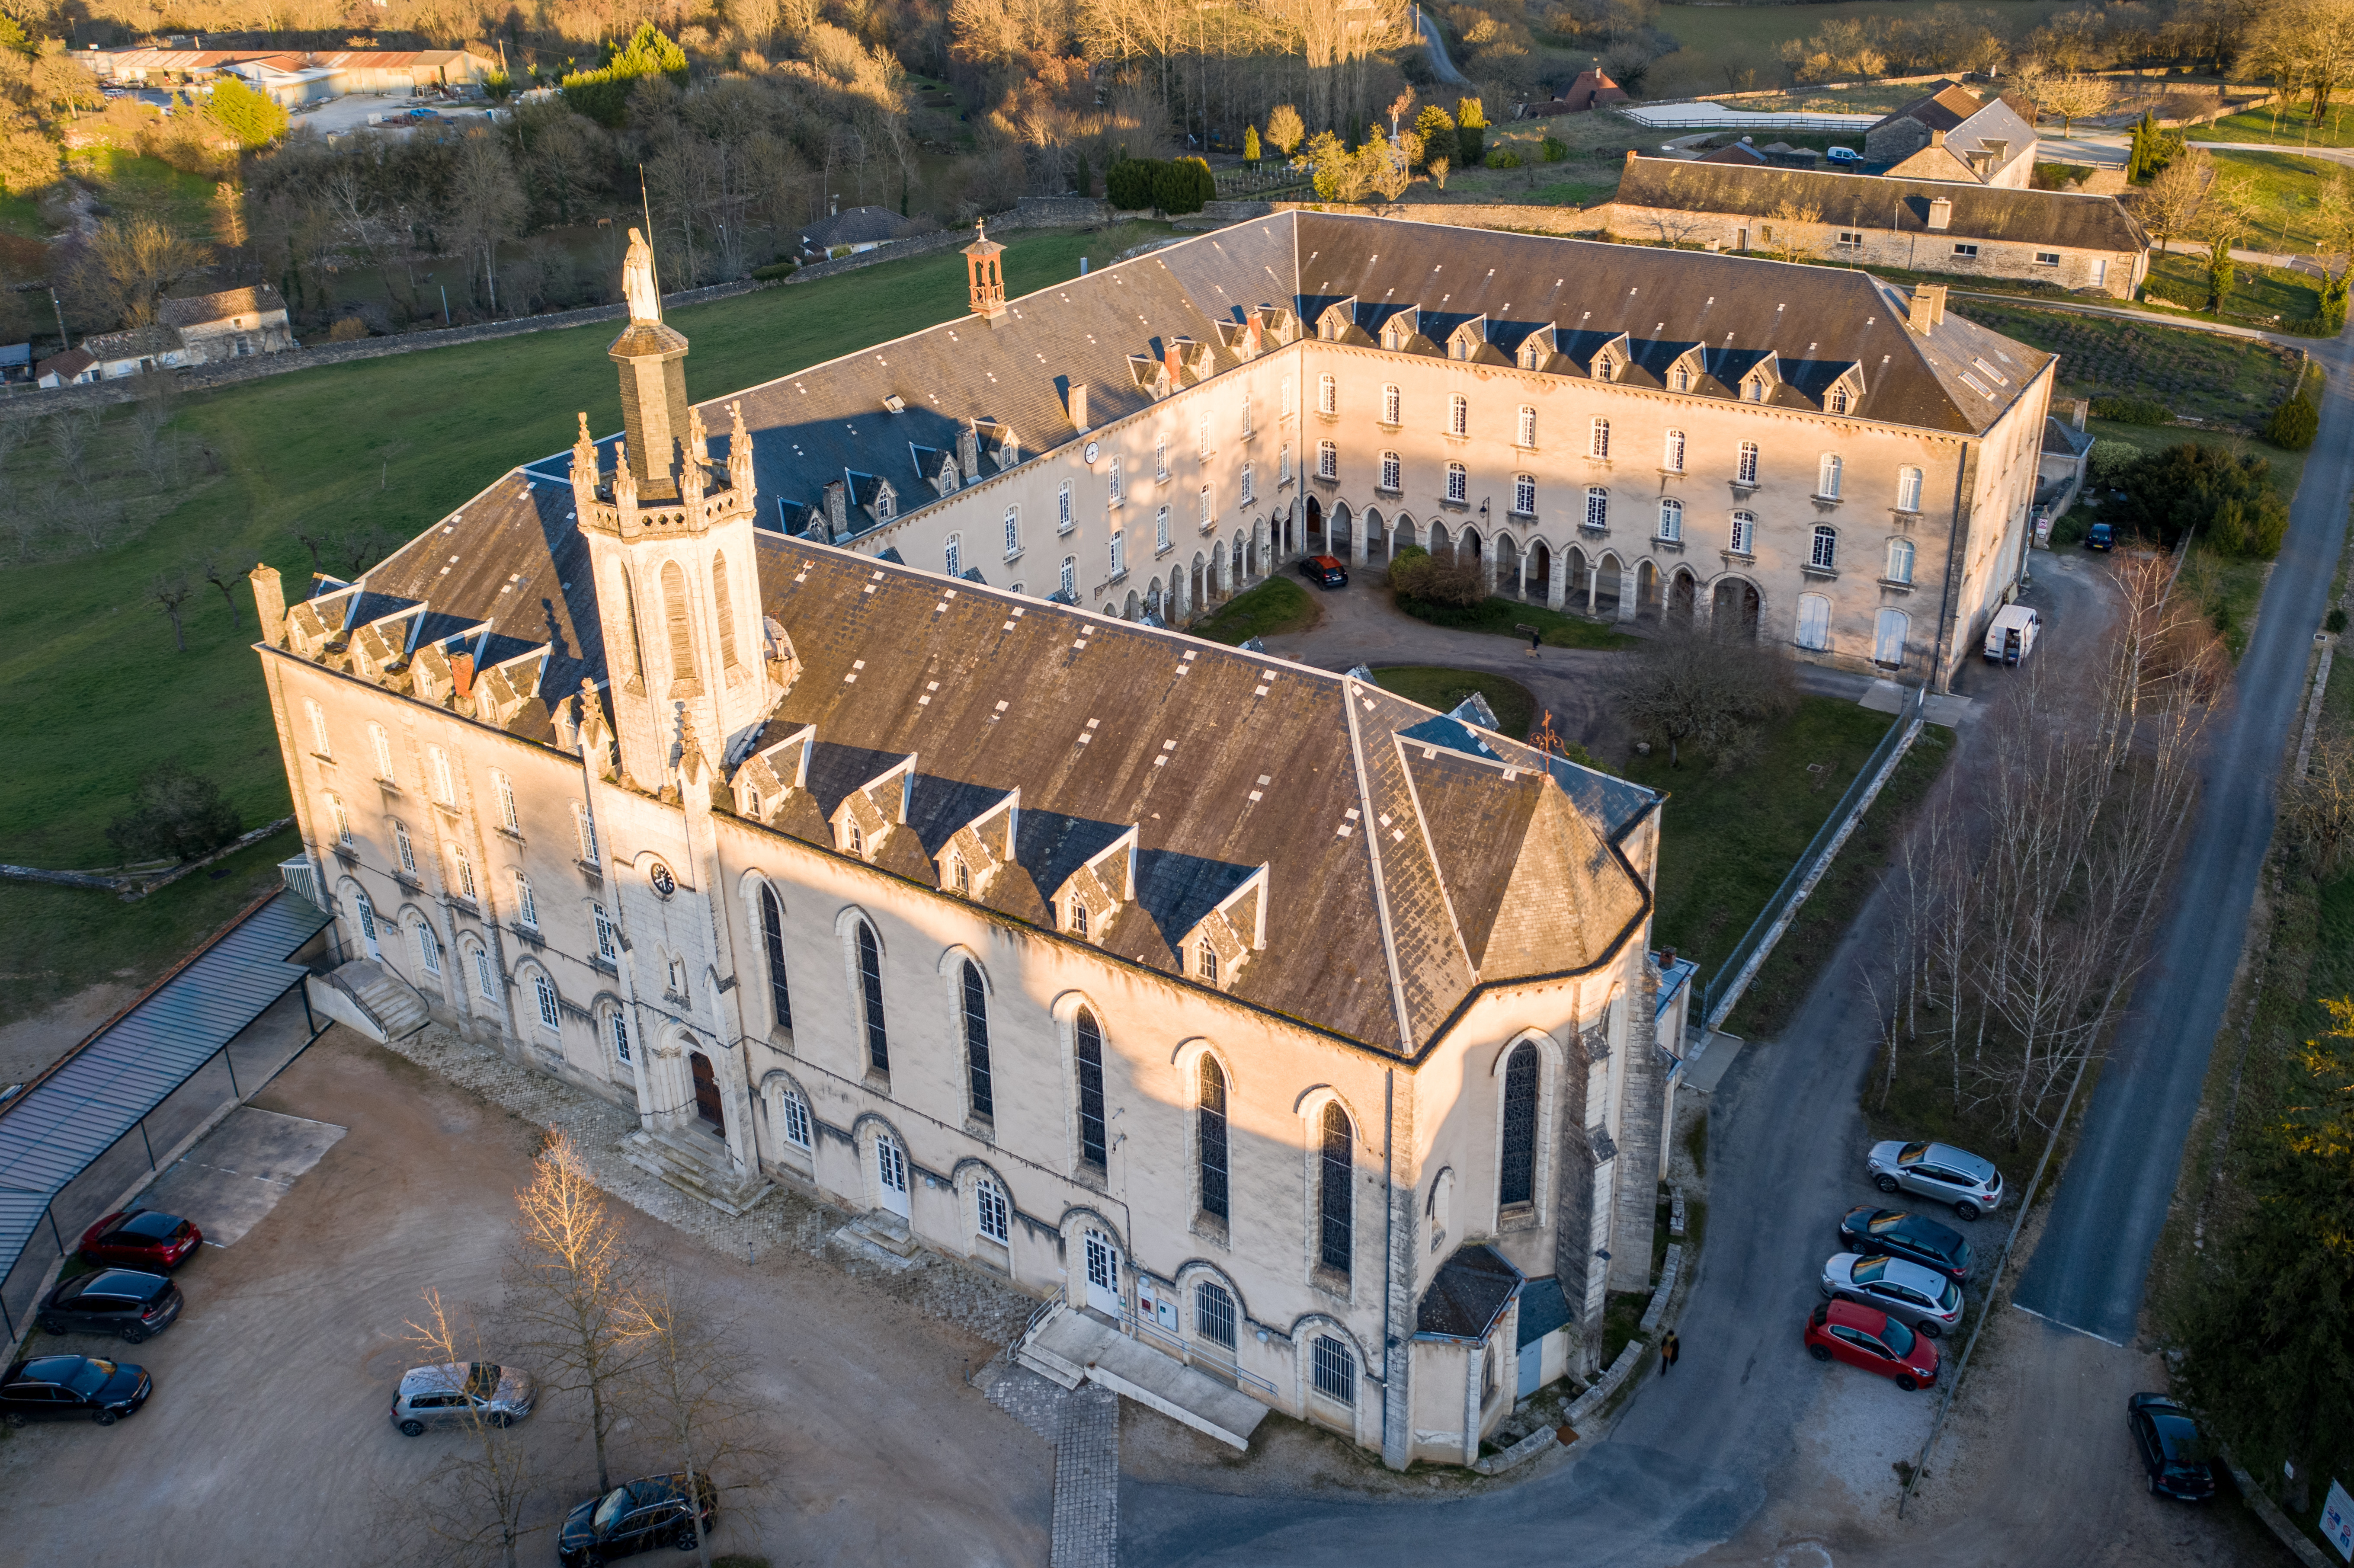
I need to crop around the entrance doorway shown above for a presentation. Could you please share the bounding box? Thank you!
[876,1130,911,1218]
[1082,1227,1123,1316]
[354,891,382,962]
[689,1051,726,1134]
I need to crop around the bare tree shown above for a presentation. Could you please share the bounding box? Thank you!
[397,1288,533,1568]
[131,379,181,486]
[198,552,243,631]
[148,569,196,651]
[614,1270,762,1568]
[505,1132,644,1494]
[1619,621,1797,768]
[47,409,96,491]
[2284,733,2354,877]
[2039,73,2115,135]
[78,214,210,329]
[2136,149,2212,256]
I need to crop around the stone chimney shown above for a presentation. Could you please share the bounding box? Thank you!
[1067,381,1089,432]
[451,651,477,701]
[249,563,286,646]
[1929,127,1946,147]
[823,479,849,535]
[1907,283,1948,332]
[1926,196,1953,230]
[1163,341,1184,387]
[957,419,981,480]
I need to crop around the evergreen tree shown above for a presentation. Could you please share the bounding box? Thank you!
[1243,125,1259,166]
[1074,148,1091,197]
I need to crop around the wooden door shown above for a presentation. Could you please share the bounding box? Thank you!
[689,1052,725,1133]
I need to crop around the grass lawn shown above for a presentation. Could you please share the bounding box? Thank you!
[1637,2,2067,100]
[1190,575,1320,644]
[0,226,1118,1018]
[1369,666,1538,738]
[1616,694,1907,1001]
[2205,149,2342,256]
[1394,592,1639,649]
[67,147,227,243]
[1945,298,2307,428]
[2190,99,2354,150]
[2139,250,2326,331]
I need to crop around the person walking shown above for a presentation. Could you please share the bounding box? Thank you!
[1524,626,1542,659]
[1658,1330,1679,1375]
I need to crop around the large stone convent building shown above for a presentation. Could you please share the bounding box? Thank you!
[254,212,2048,1466]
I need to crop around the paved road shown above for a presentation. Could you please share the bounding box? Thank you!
[1417,10,1469,86]
[2013,329,2354,1344]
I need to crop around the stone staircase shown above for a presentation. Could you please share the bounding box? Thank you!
[310,960,430,1042]
[619,1128,774,1216]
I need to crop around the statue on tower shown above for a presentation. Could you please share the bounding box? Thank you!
[622,227,661,324]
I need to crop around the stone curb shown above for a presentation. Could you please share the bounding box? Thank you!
[2222,1453,2336,1568]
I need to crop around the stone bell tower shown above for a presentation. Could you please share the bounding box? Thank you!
[573,228,776,791]
[964,219,1006,320]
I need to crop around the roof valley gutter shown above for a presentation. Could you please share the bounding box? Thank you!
[1342,675,1418,1055]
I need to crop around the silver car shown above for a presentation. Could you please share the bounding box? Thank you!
[1820,1252,1964,1338]
[390,1362,535,1436]
[1867,1139,2004,1221]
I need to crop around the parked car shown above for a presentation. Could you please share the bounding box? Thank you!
[559,1472,718,1565]
[37,1269,182,1343]
[1867,1139,2005,1221]
[1820,1252,1963,1338]
[391,1362,536,1436]
[1826,145,1861,164]
[1804,1299,1940,1391]
[2086,521,2114,550]
[1838,1206,1973,1284]
[0,1354,152,1427]
[77,1210,202,1271]
[2128,1393,2218,1500]
[1299,553,1348,589]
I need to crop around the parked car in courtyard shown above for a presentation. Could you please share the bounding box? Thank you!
[77,1210,202,1271]
[391,1362,536,1436]
[2086,521,2114,550]
[559,1472,718,1564]
[1867,1139,2005,1221]
[1803,1300,1940,1390]
[2127,1393,2218,1500]
[1299,553,1348,588]
[37,1269,182,1343]
[1838,1206,1973,1284]
[1819,1252,1964,1337]
[0,1354,152,1426]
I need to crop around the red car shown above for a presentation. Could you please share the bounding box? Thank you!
[78,1211,203,1272]
[1805,1299,1939,1391]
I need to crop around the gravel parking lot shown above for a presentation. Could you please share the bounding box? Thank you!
[0,1026,1051,1566]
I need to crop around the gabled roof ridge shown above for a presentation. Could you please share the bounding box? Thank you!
[1338,670,1417,1054]
[1389,728,1478,980]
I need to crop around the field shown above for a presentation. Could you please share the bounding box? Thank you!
[1368,665,1538,737]
[2205,148,2343,256]
[1945,298,2307,427]
[2139,251,2325,330]
[2190,99,2354,150]
[0,226,1117,1023]
[64,147,229,246]
[1637,2,2068,101]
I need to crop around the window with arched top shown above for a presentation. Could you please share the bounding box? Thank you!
[773,1078,811,1149]
[1198,1056,1230,1221]
[1499,1043,1538,1208]
[1319,1103,1353,1277]
[1818,453,1844,499]
[1195,1279,1237,1350]
[1730,510,1756,555]
[1448,394,1468,437]
[1896,465,1925,512]
[711,552,738,669]
[1075,1009,1108,1169]
[1197,941,1218,982]
[759,886,791,1032]
[855,921,887,1072]
[1886,537,1916,584]
[1810,524,1839,570]
[1381,384,1400,425]
[660,560,692,679]
[961,960,993,1120]
[1657,498,1684,541]
[1589,418,1610,460]
[531,971,560,1031]
[1585,487,1609,529]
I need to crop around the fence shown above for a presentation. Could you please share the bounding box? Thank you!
[1120,1304,1282,1400]
[1699,684,1928,1034]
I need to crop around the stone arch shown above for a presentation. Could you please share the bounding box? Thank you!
[1304,495,1324,555]
[1669,566,1698,623]
[1634,559,1661,620]
[1057,1203,1132,1311]
[1233,528,1249,583]
[1594,552,1626,619]
[1428,520,1450,557]
[948,1154,1020,1257]
[1361,506,1385,561]
[1212,538,1230,597]
[1712,574,1763,634]
[1492,530,1521,598]
[1145,578,1163,620]
[1329,501,1353,559]
[1528,538,1553,606]
[1123,589,1140,620]
[1393,513,1417,555]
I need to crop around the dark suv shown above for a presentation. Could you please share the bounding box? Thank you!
[1838,1207,1973,1284]
[38,1269,183,1343]
[0,1354,152,1427]
[1299,554,1348,588]
[559,1473,718,1564]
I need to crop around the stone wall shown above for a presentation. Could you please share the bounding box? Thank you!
[785,197,1117,285]
[1197,198,1608,238]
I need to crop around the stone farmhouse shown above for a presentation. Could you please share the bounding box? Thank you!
[1611,158,2150,300]
[72,285,295,381]
[1865,80,2039,188]
[253,235,1697,1468]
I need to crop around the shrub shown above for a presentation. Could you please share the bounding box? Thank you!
[204,78,287,148]
[105,760,243,864]
[1392,550,1486,607]
[2330,608,2349,635]
[1540,134,1568,163]
[325,316,368,342]
[2114,442,2288,559]
[1485,147,1522,169]
[1456,97,1486,167]
[2091,394,2170,425]
[560,23,688,128]
[751,259,797,280]
[484,69,515,102]
[1105,157,1154,210]
[1152,156,1215,215]
[2266,374,2320,451]
[2087,438,2141,486]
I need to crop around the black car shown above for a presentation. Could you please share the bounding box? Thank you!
[0,1354,153,1427]
[559,1473,718,1564]
[1838,1206,1973,1284]
[2086,521,2115,550]
[38,1269,182,1343]
[1299,554,1348,588]
[2128,1394,2218,1500]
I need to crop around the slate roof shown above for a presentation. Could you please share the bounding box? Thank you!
[160,283,287,330]
[1869,81,2037,183]
[1416,1244,1524,1341]
[1615,159,2147,255]
[80,323,179,360]
[1516,1275,1573,1347]
[797,206,915,251]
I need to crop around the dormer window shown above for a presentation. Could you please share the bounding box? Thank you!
[1673,365,1691,392]
[1829,386,1850,415]
[1198,942,1218,982]
[1519,339,1544,370]
[877,487,895,519]
[954,855,970,896]
[1450,336,1470,361]
[849,824,864,856]
[1070,900,1088,937]
[1742,379,1764,402]
[1595,354,1615,382]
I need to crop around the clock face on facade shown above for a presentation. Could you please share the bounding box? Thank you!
[1083,440,1100,464]
[648,860,677,898]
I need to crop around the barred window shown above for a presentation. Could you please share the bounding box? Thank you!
[1499,1043,1538,1206]
[1076,1009,1108,1168]
[856,921,888,1072]
[760,887,791,1031]
[1312,1334,1357,1405]
[1319,1103,1353,1276]
[1198,1056,1230,1220]
[962,960,994,1120]
[1195,1280,1238,1350]
[977,1178,1010,1243]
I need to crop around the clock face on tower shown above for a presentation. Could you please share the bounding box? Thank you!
[648,860,677,898]
[1083,440,1101,464]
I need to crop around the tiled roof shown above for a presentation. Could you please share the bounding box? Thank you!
[1416,1244,1524,1341]
[81,323,180,359]
[1615,159,2146,254]
[797,206,915,250]
[160,283,287,329]
[38,347,95,378]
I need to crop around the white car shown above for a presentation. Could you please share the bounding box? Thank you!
[1868,1139,2004,1221]
[1821,1252,1963,1338]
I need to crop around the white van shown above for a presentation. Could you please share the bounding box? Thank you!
[1983,604,2040,665]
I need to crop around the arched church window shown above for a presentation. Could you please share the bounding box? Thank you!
[1499,1043,1538,1207]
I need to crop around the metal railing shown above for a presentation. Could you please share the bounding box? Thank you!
[1700,684,1927,1033]
[1120,1305,1281,1399]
